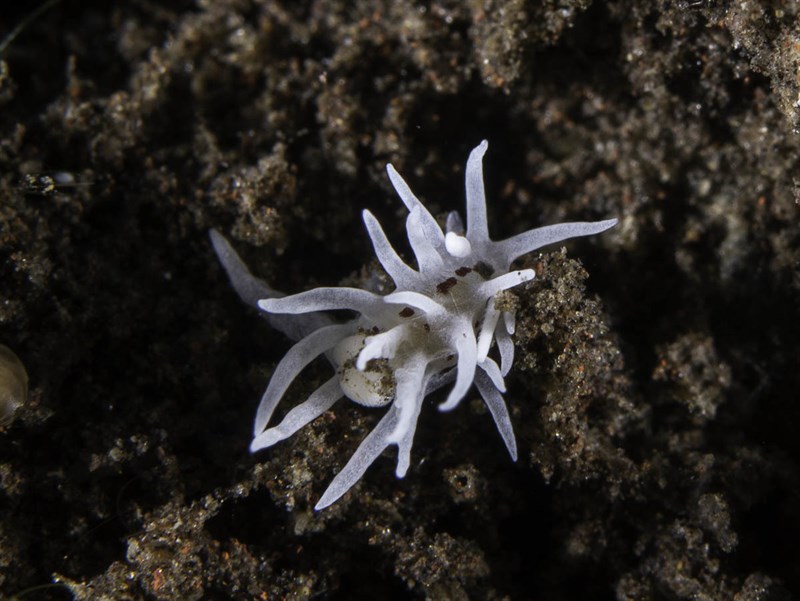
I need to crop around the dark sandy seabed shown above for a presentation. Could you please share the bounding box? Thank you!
[1,0,799,599]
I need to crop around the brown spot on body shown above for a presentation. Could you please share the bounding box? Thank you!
[473,261,493,279]
[399,307,414,318]
[436,277,458,294]
[455,266,472,277]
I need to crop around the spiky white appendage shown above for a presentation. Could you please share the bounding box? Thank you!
[212,141,617,509]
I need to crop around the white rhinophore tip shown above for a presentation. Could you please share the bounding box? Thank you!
[445,232,472,257]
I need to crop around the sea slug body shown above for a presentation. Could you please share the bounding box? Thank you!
[211,141,617,509]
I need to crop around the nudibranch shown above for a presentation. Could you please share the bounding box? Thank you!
[211,141,617,509]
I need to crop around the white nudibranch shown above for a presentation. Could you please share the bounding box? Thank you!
[211,140,617,510]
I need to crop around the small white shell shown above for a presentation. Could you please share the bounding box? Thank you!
[331,334,394,407]
[0,345,28,426]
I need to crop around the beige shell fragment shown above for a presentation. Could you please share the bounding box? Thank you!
[0,344,28,426]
